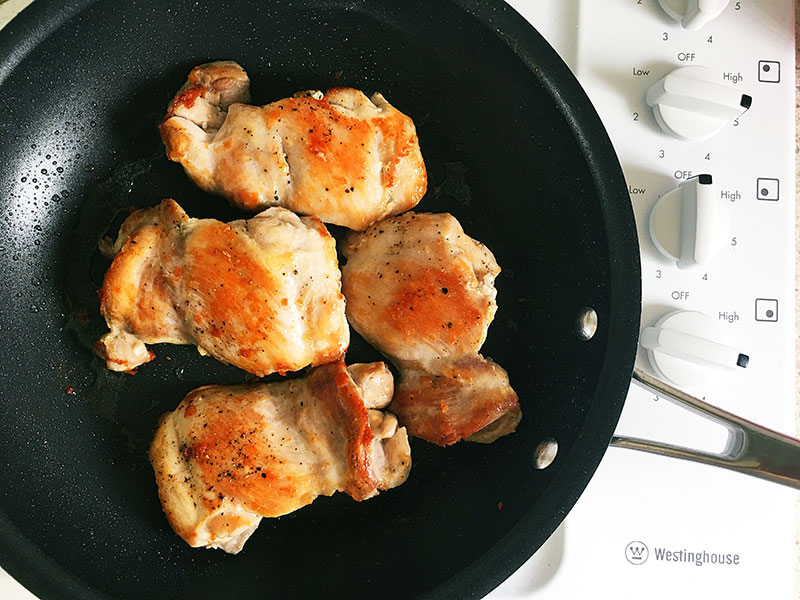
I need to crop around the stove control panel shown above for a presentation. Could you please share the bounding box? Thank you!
[641,309,749,386]
[495,0,797,599]
[657,0,731,30]
[646,65,751,140]
[649,174,731,268]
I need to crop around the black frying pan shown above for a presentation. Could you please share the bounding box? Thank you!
[0,1,641,598]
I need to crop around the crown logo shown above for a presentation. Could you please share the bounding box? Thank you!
[625,541,649,565]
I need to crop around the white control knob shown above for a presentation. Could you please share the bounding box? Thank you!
[641,310,749,388]
[658,0,730,30]
[646,65,752,141]
[649,174,730,269]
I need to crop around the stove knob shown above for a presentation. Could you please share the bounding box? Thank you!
[657,0,730,30]
[649,174,730,269]
[641,310,749,388]
[646,65,752,141]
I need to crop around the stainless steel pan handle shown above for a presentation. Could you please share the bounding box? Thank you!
[610,368,800,489]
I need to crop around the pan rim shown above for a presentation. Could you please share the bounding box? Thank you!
[422,3,641,598]
[0,1,642,598]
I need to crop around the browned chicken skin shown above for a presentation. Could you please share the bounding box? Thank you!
[160,61,427,230]
[149,360,411,553]
[95,199,349,376]
[341,212,521,446]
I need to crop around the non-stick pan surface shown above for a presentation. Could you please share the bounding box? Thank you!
[0,1,640,598]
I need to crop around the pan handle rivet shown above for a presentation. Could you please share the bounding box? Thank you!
[533,438,558,470]
[575,307,598,341]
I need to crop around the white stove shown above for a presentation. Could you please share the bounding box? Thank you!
[0,1,797,599]
[491,1,798,598]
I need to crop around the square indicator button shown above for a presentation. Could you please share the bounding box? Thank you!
[757,178,779,201]
[755,298,778,322]
[758,60,780,83]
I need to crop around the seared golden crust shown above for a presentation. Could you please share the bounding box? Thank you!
[392,357,521,446]
[160,61,427,230]
[149,360,411,553]
[341,212,521,445]
[95,199,349,376]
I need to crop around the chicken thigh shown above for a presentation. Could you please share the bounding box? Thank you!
[341,212,521,446]
[95,198,349,376]
[149,360,410,553]
[160,61,427,230]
